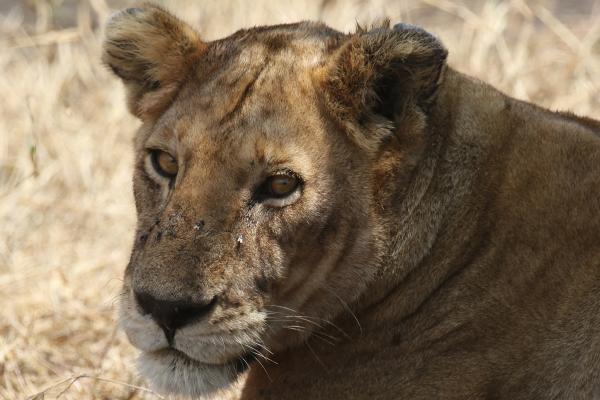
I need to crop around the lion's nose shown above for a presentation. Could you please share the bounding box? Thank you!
[134,291,217,344]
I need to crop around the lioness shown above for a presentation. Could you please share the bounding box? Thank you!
[103,3,600,399]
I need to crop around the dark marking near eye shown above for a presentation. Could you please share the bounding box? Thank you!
[255,276,270,294]
[138,233,149,245]
[193,220,205,231]
[148,80,161,90]
[156,231,163,242]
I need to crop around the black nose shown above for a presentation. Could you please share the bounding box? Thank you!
[134,291,217,344]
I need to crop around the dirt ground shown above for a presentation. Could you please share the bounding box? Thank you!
[1,0,598,398]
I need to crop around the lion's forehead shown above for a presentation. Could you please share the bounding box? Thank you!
[184,47,324,121]
[158,47,330,160]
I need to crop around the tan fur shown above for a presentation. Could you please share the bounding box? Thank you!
[102,3,206,118]
[104,5,600,399]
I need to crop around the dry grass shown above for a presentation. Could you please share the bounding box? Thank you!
[0,0,598,398]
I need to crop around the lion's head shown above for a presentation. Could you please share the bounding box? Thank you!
[103,4,446,397]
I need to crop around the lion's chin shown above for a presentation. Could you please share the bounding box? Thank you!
[138,348,248,398]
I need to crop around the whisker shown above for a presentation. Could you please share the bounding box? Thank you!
[251,347,278,365]
[249,339,274,356]
[283,326,336,346]
[266,304,351,339]
[326,289,363,335]
[244,344,273,382]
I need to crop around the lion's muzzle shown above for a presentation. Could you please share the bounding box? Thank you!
[134,290,218,344]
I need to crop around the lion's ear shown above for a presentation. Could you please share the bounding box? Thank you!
[102,4,206,119]
[324,22,447,134]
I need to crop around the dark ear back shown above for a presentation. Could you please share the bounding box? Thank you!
[324,22,447,138]
[102,3,206,119]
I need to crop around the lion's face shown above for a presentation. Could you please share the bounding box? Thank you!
[104,5,445,397]
[120,42,380,395]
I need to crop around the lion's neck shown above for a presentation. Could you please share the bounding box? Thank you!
[352,68,505,336]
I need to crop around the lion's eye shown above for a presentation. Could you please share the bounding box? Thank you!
[255,173,302,207]
[150,150,178,178]
[266,174,299,198]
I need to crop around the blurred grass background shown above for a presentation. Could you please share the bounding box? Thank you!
[1,0,598,398]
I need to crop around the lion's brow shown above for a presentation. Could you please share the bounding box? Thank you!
[218,64,267,125]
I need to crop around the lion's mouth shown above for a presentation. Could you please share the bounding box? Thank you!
[153,346,257,375]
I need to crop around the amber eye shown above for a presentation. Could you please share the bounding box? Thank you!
[150,150,178,178]
[266,174,299,198]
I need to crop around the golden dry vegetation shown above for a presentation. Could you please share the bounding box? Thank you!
[1,0,598,398]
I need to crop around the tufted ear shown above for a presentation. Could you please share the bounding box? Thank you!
[323,22,447,145]
[102,3,206,119]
